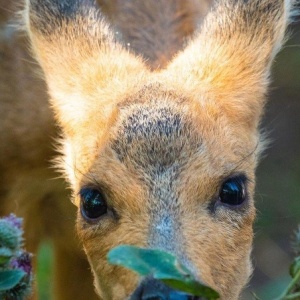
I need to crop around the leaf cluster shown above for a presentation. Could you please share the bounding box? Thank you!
[0,215,32,300]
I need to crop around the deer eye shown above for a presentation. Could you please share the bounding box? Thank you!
[219,176,246,206]
[80,188,107,220]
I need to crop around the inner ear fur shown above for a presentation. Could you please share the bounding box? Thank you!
[167,0,295,128]
[25,0,147,134]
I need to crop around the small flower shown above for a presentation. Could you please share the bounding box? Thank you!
[0,215,33,299]
[0,219,22,252]
[4,251,33,299]
[10,252,32,276]
[3,215,23,230]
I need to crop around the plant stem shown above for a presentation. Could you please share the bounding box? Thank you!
[283,292,300,299]
[275,269,300,300]
[251,292,261,300]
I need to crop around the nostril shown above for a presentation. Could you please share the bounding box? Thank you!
[169,291,199,300]
[130,278,201,300]
[139,290,167,300]
[130,278,168,300]
[142,294,166,300]
[141,292,192,300]
[140,291,199,300]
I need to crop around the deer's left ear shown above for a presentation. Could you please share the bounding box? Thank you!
[25,0,146,136]
[167,0,295,128]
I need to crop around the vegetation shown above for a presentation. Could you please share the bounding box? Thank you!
[108,245,219,299]
[0,215,33,300]
[108,227,300,300]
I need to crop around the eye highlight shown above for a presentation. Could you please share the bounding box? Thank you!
[219,176,247,206]
[80,188,108,220]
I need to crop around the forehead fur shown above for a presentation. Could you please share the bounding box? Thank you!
[111,91,202,176]
[109,90,203,257]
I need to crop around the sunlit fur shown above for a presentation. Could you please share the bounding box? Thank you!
[1,0,296,299]
[25,0,295,299]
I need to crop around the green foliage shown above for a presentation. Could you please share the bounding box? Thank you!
[108,227,300,300]
[37,242,53,300]
[0,214,33,300]
[271,227,300,300]
[0,270,26,291]
[292,225,300,256]
[108,245,220,299]
[0,248,13,265]
[290,257,300,279]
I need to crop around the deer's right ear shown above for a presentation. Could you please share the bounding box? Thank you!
[25,0,146,135]
[167,0,295,129]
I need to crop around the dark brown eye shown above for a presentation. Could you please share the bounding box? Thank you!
[219,176,246,206]
[80,188,107,220]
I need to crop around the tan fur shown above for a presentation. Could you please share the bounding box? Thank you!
[0,1,98,299]
[1,0,295,299]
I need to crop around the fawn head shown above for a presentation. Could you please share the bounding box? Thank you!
[25,0,294,298]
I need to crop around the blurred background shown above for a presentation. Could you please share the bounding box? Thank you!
[242,20,300,299]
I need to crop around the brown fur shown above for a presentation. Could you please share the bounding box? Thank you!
[1,0,296,299]
[97,0,212,69]
[0,1,98,299]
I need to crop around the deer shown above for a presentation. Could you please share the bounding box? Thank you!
[0,0,296,299]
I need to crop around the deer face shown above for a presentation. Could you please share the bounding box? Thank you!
[25,0,294,298]
[62,84,257,299]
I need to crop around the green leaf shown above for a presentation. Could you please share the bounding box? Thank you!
[162,278,219,299]
[0,270,26,291]
[108,245,219,299]
[0,247,13,265]
[290,257,300,278]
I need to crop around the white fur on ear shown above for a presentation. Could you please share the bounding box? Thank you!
[270,0,296,65]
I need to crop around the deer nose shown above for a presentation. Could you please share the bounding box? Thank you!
[130,277,199,300]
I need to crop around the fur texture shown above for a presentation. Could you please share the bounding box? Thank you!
[1,0,296,299]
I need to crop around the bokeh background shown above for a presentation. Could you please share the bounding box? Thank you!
[242,19,300,299]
